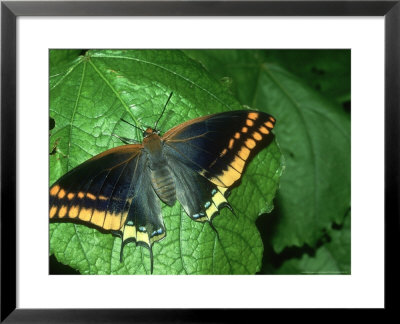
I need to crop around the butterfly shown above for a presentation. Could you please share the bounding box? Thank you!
[49,104,276,273]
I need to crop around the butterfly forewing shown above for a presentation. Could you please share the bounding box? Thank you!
[163,110,275,188]
[50,145,143,230]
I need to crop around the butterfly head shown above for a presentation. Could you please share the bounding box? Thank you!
[143,127,161,138]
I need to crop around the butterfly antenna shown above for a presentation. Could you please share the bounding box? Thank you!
[120,118,145,133]
[154,92,173,130]
[112,133,139,145]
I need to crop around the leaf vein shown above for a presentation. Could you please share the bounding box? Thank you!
[91,54,233,111]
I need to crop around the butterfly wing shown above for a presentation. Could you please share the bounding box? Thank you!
[163,110,275,222]
[49,144,166,269]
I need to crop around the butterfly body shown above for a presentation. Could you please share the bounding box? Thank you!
[50,110,276,273]
[142,130,177,206]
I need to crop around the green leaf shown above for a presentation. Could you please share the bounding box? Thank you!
[49,50,83,90]
[272,211,351,274]
[255,63,350,252]
[264,50,351,104]
[185,49,351,105]
[184,50,350,254]
[183,50,268,104]
[49,49,283,274]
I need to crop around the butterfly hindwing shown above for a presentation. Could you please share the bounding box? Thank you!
[116,156,166,273]
[166,155,229,223]
[120,156,166,251]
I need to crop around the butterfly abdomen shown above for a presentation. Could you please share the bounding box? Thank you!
[150,166,176,206]
[143,132,176,206]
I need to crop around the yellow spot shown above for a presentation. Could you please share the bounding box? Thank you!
[58,189,66,199]
[228,138,235,149]
[265,121,274,128]
[123,225,137,242]
[206,203,218,220]
[209,176,226,187]
[245,138,256,149]
[252,131,262,141]
[218,186,228,195]
[50,185,60,196]
[246,119,254,127]
[269,116,275,122]
[230,156,245,172]
[241,127,248,133]
[195,215,208,222]
[69,205,79,218]
[78,192,85,199]
[91,210,106,227]
[49,206,58,218]
[87,193,96,200]
[220,148,228,157]
[259,126,269,134]
[99,195,108,201]
[59,205,68,218]
[238,146,250,160]
[137,231,150,245]
[234,132,240,139]
[79,207,92,221]
[103,212,125,231]
[248,112,259,120]
[150,233,166,244]
[212,191,227,207]
[67,193,75,200]
[121,212,128,228]
[103,213,121,230]
[219,165,241,187]
[103,214,114,230]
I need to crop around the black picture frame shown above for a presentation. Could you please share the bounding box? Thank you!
[1,0,398,321]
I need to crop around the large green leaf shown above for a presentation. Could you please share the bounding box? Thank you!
[185,50,350,254]
[49,49,283,274]
[272,211,351,274]
[264,50,351,104]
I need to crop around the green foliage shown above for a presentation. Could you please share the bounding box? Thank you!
[49,50,283,274]
[264,50,351,104]
[273,211,351,274]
